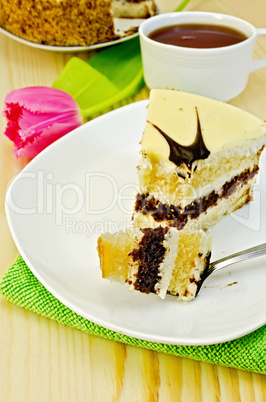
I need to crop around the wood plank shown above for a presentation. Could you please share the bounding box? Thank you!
[0,1,265,401]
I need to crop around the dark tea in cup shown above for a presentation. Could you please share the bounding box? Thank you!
[148,23,247,49]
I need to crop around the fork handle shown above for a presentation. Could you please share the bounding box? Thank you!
[211,242,266,272]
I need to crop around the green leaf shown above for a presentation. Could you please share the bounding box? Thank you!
[52,0,191,119]
[52,37,144,118]
[89,37,143,90]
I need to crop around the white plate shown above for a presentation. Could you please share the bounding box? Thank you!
[5,100,266,345]
[0,18,146,52]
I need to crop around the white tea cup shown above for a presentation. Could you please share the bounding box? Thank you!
[139,12,266,101]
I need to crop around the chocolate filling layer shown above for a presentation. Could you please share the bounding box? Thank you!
[135,166,258,230]
[128,227,169,294]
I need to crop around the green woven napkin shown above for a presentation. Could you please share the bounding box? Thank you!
[1,256,265,375]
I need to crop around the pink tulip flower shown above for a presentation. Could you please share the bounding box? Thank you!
[3,87,83,159]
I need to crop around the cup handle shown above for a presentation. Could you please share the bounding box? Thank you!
[250,28,266,72]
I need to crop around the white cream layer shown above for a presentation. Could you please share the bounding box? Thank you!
[154,228,180,299]
[138,137,264,206]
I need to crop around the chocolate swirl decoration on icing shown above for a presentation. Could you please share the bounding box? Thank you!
[148,107,210,169]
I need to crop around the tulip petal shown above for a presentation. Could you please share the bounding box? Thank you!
[14,121,80,158]
[3,87,83,159]
[5,87,80,115]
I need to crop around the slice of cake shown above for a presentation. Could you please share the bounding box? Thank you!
[133,89,266,231]
[97,226,211,301]
[111,0,157,18]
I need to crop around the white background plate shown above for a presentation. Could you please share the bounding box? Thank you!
[5,100,266,345]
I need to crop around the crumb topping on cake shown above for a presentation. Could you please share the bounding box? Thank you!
[0,0,115,46]
[0,0,157,47]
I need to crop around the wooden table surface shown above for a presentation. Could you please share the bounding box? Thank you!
[0,0,266,401]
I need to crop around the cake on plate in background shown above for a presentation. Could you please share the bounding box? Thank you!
[0,0,157,47]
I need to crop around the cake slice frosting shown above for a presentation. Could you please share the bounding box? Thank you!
[133,89,266,230]
[97,226,211,301]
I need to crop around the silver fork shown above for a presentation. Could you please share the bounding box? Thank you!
[195,242,266,297]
